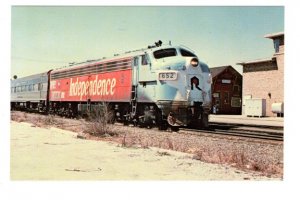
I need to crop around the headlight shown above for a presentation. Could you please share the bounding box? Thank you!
[207,73,212,84]
[190,58,199,67]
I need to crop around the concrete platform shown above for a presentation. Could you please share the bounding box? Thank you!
[209,114,284,127]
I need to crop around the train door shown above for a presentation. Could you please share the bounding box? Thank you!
[38,82,42,100]
[138,54,153,82]
[137,53,157,102]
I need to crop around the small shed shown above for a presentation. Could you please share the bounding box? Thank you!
[210,65,242,115]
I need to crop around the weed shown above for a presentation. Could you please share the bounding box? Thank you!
[166,137,174,150]
[157,151,171,156]
[121,134,127,147]
[84,102,117,137]
[44,115,56,125]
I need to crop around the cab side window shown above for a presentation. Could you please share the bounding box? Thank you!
[141,55,148,65]
[133,57,139,66]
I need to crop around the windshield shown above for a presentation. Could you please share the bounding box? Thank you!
[180,48,196,57]
[153,48,177,59]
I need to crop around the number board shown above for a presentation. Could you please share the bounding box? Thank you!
[158,72,177,81]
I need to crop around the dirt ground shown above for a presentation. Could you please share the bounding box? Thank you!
[10,120,280,180]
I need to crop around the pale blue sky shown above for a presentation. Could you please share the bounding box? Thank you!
[11,6,284,77]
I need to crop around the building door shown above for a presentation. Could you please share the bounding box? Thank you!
[221,91,231,114]
[212,92,220,114]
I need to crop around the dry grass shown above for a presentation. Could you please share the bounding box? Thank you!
[121,134,149,149]
[114,131,282,177]
[11,112,28,122]
[10,110,283,178]
[11,111,64,128]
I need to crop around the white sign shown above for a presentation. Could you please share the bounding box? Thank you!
[222,79,231,84]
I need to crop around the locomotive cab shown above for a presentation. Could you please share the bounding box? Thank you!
[134,45,212,129]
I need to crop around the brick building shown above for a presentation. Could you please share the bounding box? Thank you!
[210,65,242,115]
[238,32,284,117]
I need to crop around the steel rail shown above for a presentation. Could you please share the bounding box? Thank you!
[180,127,283,141]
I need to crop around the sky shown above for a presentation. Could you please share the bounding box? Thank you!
[11,6,284,77]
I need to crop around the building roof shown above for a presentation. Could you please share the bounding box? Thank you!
[210,65,237,78]
[236,57,276,66]
[264,32,284,39]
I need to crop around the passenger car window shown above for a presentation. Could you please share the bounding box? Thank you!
[33,84,38,91]
[153,48,177,59]
[38,83,43,91]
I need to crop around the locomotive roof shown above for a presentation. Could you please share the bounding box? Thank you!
[51,44,189,74]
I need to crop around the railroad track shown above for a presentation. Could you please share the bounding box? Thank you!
[180,123,283,141]
[12,110,284,141]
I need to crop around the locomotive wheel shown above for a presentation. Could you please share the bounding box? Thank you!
[158,120,168,130]
[123,120,129,126]
[170,126,179,132]
[201,113,209,128]
[158,124,168,131]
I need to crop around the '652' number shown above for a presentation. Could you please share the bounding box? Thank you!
[158,72,177,81]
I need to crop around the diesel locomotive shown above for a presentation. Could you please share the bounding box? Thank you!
[11,42,212,130]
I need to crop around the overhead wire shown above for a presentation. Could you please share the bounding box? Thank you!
[11,56,70,64]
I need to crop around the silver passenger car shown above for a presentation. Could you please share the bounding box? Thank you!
[11,72,49,111]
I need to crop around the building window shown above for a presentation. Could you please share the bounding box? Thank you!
[231,97,241,107]
[222,79,231,84]
[213,93,220,98]
[274,38,280,53]
[233,85,239,95]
